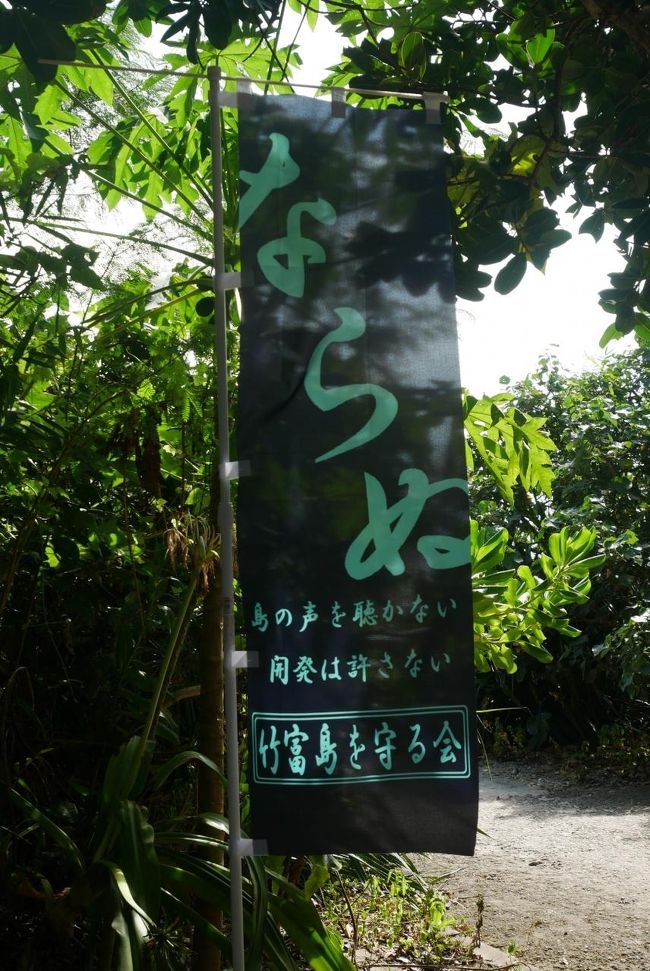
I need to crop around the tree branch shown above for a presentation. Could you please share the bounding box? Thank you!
[582,0,650,56]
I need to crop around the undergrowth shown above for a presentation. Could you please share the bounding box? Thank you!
[318,866,465,967]
[484,714,650,782]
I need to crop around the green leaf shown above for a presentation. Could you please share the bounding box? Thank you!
[306,0,319,31]
[117,801,160,920]
[100,736,154,810]
[453,259,492,300]
[521,641,553,663]
[87,130,118,166]
[399,31,426,79]
[304,856,331,898]
[599,322,627,347]
[634,318,650,346]
[195,812,230,836]
[98,860,155,926]
[13,11,76,82]
[202,1,233,49]
[154,832,228,850]
[526,29,555,65]
[159,852,300,968]
[268,874,355,971]
[496,32,529,70]
[494,254,527,295]
[244,853,270,971]
[44,544,61,568]
[474,99,502,124]
[579,209,605,241]
[35,83,66,125]
[159,856,229,905]
[20,0,107,25]
[88,65,114,107]
[478,238,515,266]
[69,263,104,289]
[0,9,16,53]
[111,905,139,971]
[160,888,231,954]
[10,789,84,874]
[471,523,509,573]
[151,750,227,790]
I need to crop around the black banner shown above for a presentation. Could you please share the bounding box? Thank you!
[237,94,477,855]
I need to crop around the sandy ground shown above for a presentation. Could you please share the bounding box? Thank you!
[418,760,650,971]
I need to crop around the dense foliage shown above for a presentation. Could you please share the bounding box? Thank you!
[476,349,649,745]
[0,0,647,967]
[325,0,650,347]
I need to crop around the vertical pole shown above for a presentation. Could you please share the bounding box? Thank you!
[207,65,246,971]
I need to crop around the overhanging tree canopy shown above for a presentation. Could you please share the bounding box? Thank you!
[2,0,649,346]
[323,0,650,346]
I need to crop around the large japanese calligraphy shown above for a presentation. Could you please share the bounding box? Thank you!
[237,95,478,854]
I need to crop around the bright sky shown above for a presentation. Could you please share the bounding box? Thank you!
[455,222,630,395]
[281,14,635,396]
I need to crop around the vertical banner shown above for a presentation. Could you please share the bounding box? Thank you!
[237,94,477,854]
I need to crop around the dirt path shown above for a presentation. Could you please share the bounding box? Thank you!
[419,760,650,971]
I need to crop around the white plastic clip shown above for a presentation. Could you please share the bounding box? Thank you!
[232,650,259,669]
[217,90,238,108]
[222,460,251,480]
[331,88,346,118]
[423,92,444,124]
[237,838,269,857]
[215,271,242,290]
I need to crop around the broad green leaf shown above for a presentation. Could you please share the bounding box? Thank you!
[13,11,76,82]
[268,877,355,971]
[159,850,300,968]
[86,131,117,166]
[10,789,84,873]
[118,801,160,920]
[579,209,605,241]
[69,263,104,289]
[88,65,114,106]
[494,254,527,295]
[154,832,228,850]
[195,812,230,835]
[0,9,16,53]
[202,4,233,50]
[474,99,502,124]
[99,860,155,926]
[304,856,331,898]
[100,736,154,810]
[516,564,537,588]
[526,29,555,65]
[22,0,107,25]
[35,84,66,125]
[160,888,231,953]
[521,641,553,663]
[471,523,509,573]
[306,0,320,30]
[245,853,270,971]
[5,116,31,169]
[399,31,426,79]
[151,750,227,790]
[495,31,529,69]
[111,905,139,971]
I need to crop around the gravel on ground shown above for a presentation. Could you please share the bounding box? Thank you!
[418,760,650,971]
